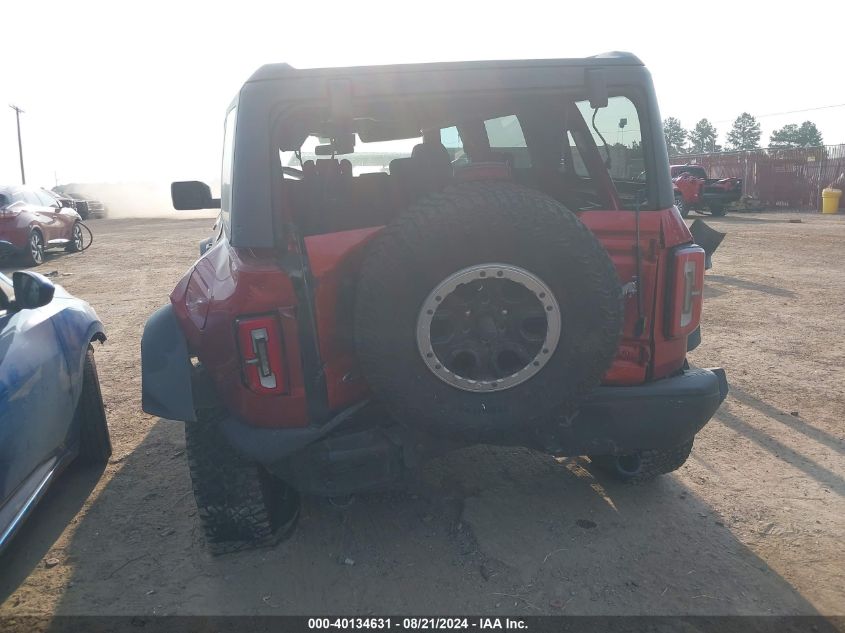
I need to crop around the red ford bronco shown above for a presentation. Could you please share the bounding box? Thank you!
[141,53,728,552]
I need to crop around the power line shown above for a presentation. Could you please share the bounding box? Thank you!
[713,103,845,124]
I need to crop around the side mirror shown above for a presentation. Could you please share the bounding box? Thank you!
[12,271,55,310]
[171,181,221,210]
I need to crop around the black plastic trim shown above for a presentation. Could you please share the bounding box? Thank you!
[141,305,197,422]
[210,368,728,467]
[555,367,728,455]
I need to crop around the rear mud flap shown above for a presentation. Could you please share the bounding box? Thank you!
[689,219,726,270]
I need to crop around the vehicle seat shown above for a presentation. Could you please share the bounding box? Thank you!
[296,158,354,235]
[390,142,453,201]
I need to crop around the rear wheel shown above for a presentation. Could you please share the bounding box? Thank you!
[23,230,45,266]
[709,204,727,217]
[589,439,694,484]
[66,222,84,252]
[185,408,300,554]
[675,196,689,218]
[77,346,112,464]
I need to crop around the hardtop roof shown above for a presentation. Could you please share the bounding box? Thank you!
[245,51,643,84]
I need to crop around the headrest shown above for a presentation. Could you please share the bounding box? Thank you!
[315,158,341,178]
[411,142,451,164]
[389,157,414,177]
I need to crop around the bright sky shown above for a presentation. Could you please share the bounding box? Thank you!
[2,0,843,188]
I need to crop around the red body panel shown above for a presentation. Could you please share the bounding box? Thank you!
[171,241,309,428]
[0,204,78,250]
[673,174,704,205]
[172,207,695,428]
[304,228,382,411]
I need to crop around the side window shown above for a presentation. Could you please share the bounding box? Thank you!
[440,126,466,165]
[484,115,530,168]
[35,190,57,207]
[22,190,42,205]
[574,96,645,182]
[565,96,648,210]
[220,106,237,224]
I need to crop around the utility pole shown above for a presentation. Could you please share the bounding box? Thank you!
[9,104,25,184]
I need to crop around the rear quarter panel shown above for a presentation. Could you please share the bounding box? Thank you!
[0,209,41,250]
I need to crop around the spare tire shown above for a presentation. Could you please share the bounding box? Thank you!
[354,182,622,438]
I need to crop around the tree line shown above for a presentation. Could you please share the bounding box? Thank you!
[663,113,825,155]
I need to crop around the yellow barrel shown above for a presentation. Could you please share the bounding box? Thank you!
[822,188,842,214]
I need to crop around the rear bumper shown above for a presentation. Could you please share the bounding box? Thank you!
[217,367,728,466]
[554,367,728,456]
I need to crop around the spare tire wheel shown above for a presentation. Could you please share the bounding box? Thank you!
[354,182,623,437]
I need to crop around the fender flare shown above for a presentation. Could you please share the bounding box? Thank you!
[141,304,196,422]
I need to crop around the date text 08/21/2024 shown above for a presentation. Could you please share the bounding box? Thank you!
[307,618,527,630]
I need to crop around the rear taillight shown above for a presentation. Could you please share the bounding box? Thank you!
[667,246,705,339]
[236,315,287,395]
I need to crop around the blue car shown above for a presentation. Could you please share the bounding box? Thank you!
[0,270,110,554]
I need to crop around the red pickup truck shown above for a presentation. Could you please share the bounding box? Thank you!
[671,164,742,217]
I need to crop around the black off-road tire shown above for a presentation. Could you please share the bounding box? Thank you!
[185,408,300,554]
[590,439,694,484]
[675,195,689,218]
[709,204,727,217]
[77,346,112,464]
[354,182,623,438]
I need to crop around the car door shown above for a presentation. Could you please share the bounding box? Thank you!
[0,274,75,505]
[33,189,69,242]
[21,189,59,242]
[43,191,78,238]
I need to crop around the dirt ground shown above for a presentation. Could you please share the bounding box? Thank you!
[0,211,842,616]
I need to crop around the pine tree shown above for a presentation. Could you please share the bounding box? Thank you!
[726,113,761,150]
[689,119,719,153]
[663,117,687,155]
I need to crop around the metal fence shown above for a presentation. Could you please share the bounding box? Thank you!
[669,145,845,210]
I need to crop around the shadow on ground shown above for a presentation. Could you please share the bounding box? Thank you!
[0,463,106,606]
[0,418,819,616]
[705,274,796,298]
